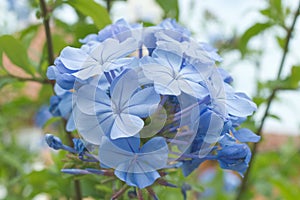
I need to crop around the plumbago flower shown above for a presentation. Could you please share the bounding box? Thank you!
[44,18,260,198]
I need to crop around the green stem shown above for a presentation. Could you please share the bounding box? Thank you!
[235,2,300,200]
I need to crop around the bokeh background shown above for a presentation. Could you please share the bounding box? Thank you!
[1,0,300,199]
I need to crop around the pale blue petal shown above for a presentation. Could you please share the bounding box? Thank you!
[60,46,95,70]
[58,94,72,119]
[54,84,68,96]
[178,79,208,99]
[138,137,168,170]
[75,84,111,115]
[108,136,140,152]
[66,112,76,132]
[73,65,103,80]
[179,64,203,82]
[90,38,137,64]
[114,170,160,189]
[102,57,137,72]
[110,69,139,110]
[152,49,182,72]
[97,110,115,135]
[142,59,175,82]
[154,78,180,96]
[110,113,144,139]
[226,97,256,117]
[99,136,134,169]
[233,128,261,143]
[126,87,160,118]
[73,107,105,145]
[46,66,58,80]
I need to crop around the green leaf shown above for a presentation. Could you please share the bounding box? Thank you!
[289,66,300,88]
[239,23,272,56]
[52,34,68,54]
[276,35,285,49]
[67,0,111,29]
[270,178,300,200]
[0,77,16,89]
[0,35,36,76]
[156,0,179,20]
[268,114,281,121]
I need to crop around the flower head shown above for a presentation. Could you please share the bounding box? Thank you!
[45,18,260,192]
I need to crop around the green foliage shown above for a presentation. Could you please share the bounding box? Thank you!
[67,0,111,29]
[0,35,36,76]
[239,23,272,56]
[156,0,179,20]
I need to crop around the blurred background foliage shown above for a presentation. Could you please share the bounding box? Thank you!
[0,0,300,199]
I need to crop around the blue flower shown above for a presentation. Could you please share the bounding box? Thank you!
[58,38,138,80]
[49,84,75,131]
[74,69,160,141]
[209,82,257,119]
[155,31,222,65]
[35,105,52,128]
[141,49,208,98]
[159,18,191,37]
[232,128,261,143]
[181,108,223,176]
[47,58,77,90]
[217,143,251,176]
[80,18,142,44]
[99,136,168,188]
[45,134,63,150]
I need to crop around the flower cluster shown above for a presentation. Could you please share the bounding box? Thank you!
[46,19,260,192]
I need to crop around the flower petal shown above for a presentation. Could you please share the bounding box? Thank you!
[75,84,111,115]
[60,46,95,71]
[99,136,135,168]
[152,49,182,72]
[178,79,208,99]
[110,69,139,111]
[73,106,105,145]
[114,170,160,189]
[110,113,144,139]
[138,137,168,170]
[126,87,160,118]
[179,64,204,82]
[225,96,256,117]
[233,128,261,143]
[90,38,137,63]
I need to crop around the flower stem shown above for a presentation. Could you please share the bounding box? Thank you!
[137,189,144,200]
[236,2,300,199]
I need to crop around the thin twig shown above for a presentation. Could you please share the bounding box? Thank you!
[0,75,50,84]
[39,0,82,199]
[106,0,112,13]
[39,0,54,65]
[137,189,144,200]
[236,2,300,200]
[111,185,129,200]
